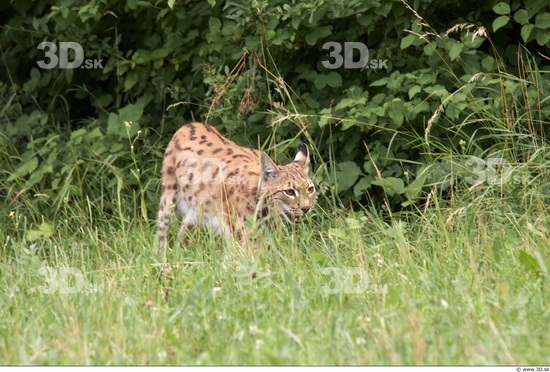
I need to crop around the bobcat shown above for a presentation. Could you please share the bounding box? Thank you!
[156,122,316,258]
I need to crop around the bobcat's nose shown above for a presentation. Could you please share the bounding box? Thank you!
[301,207,311,214]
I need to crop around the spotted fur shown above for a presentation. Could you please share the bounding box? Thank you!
[157,122,316,257]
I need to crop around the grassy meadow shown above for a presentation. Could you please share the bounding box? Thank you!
[1,174,549,364]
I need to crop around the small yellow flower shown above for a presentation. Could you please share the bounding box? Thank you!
[8,211,15,218]
[124,121,132,128]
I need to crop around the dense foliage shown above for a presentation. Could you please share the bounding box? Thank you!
[2,0,550,219]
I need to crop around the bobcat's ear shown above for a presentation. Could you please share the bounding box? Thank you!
[261,152,279,182]
[293,143,310,173]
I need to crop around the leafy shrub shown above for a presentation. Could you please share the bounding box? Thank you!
[1,0,550,224]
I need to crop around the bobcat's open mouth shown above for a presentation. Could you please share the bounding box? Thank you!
[284,210,304,223]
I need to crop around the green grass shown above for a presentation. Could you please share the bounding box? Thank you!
[1,192,549,365]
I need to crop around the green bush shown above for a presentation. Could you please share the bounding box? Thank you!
[1,0,550,222]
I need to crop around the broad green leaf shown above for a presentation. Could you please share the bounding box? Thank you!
[423,44,434,56]
[167,0,175,9]
[314,26,332,39]
[301,93,321,109]
[374,2,391,16]
[408,85,421,99]
[110,143,124,153]
[372,176,405,196]
[150,48,169,59]
[318,116,330,128]
[124,0,144,7]
[353,176,373,197]
[314,74,327,89]
[370,77,389,87]
[107,102,144,139]
[449,42,463,61]
[107,113,122,138]
[247,113,265,122]
[209,17,221,31]
[335,161,363,191]
[521,24,535,42]
[387,103,404,126]
[493,15,510,32]
[400,34,416,49]
[305,32,318,46]
[372,93,386,104]
[124,70,139,91]
[335,98,360,110]
[221,23,235,36]
[535,12,550,29]
[337,161,363,176]
[481,55,495,70]
[418,72,437,85]
[514,9,530,25]
[493,2,511,15]
[119,104,143,124]
[535,29,550,45]
[77,3,98,22]
[325,71,342,88]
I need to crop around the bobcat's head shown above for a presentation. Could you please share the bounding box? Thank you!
[258,144,316,223]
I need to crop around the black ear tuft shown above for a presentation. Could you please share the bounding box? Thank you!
[293,143,310,171]
[299,143,308,157]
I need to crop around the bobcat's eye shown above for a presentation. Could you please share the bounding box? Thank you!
[307,186,315,194]
[283,189,296,197]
